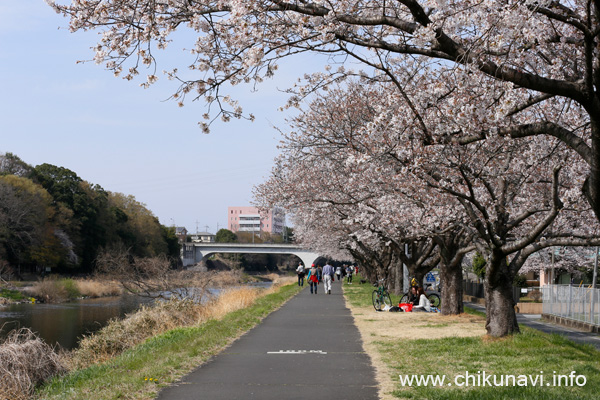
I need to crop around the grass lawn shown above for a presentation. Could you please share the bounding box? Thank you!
[343,278,600,400]
[36,283,302,400]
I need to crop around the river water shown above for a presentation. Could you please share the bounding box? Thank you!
[0,294,152,349]
[0,282,273,350]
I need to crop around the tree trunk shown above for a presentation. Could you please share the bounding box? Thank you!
[440,261,463,315]
[393,262,403,295]
[485,253,519,336]
[390,254,403,295]
[413,271,426,288]
[434,233,466,315]
[348,249,376,283]
[586,121,600,222]
[362,262,377,283]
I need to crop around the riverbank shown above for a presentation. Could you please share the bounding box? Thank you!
[0,270,276,305]
[343,280,600,399]
[0,278,122,305]
[0,288,33,305]
[30,276,299,400]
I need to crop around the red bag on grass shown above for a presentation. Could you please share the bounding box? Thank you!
[399,303,413,312]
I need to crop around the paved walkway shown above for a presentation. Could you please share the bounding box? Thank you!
[465,302,600,350]
[157,282,378,400]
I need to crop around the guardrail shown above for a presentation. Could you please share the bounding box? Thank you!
[542,284,600,327]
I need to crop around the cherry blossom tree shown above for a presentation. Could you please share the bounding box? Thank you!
[358,66,600,333]
[48,0,600,223]
[256,78,600,335]
[49,1,600,335]
[521,246,598,283]
[254,81,475,313]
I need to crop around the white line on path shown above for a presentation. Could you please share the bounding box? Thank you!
[267,350,327,355]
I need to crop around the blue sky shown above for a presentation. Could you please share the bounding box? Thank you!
[0,1,321,233]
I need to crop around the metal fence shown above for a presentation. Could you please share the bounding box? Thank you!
[463,281,485,299]
[463,281,521,304]
[542,284,600,326]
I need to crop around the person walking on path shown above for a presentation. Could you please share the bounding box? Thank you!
[296,262,305,287]
[322,262,335,295]
[335,265,342,282]
[307,264,320,294]
[346,264,354,283]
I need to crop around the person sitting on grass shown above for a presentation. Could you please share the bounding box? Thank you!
[413,287,431,312]
[408,286,419,306]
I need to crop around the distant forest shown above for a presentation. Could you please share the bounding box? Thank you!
[0,153,180,276]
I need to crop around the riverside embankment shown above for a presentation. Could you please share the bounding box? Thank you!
[0,294,151,349]
[0,271,267,349]
[29,277,300,400]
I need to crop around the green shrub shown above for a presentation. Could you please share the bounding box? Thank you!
[513,274,528,288]
[61,279,81,300]
[0,289,26,301]
[472,252,487,279]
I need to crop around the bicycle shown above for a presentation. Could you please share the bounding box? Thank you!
[372,279,393,311]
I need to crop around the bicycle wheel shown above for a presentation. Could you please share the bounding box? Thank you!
[399,293,409,304]
[382,292,393,309]
[428,293,441,308]
[372,290,382,311]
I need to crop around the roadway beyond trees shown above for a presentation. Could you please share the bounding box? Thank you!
[157,284,378,400]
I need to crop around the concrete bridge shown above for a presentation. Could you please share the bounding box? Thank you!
[181,243,321,269]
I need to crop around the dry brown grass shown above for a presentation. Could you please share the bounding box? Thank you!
[0,329,66,400]
[208,287,263,319]
[25,279,70,303]
[269,274,296,287]
[207,269,245,287]
[75,279,122,298]
[70,299,207,369]
[25,278,122,303]
[260,272,282,282]
[70,286,268,370]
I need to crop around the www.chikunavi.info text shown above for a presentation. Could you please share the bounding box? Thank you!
[399,371,586,387]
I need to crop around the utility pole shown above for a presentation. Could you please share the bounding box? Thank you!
[591,247,598,322]
[593,247,598,289]
[403,243,410,293]
[551,247,555,285]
